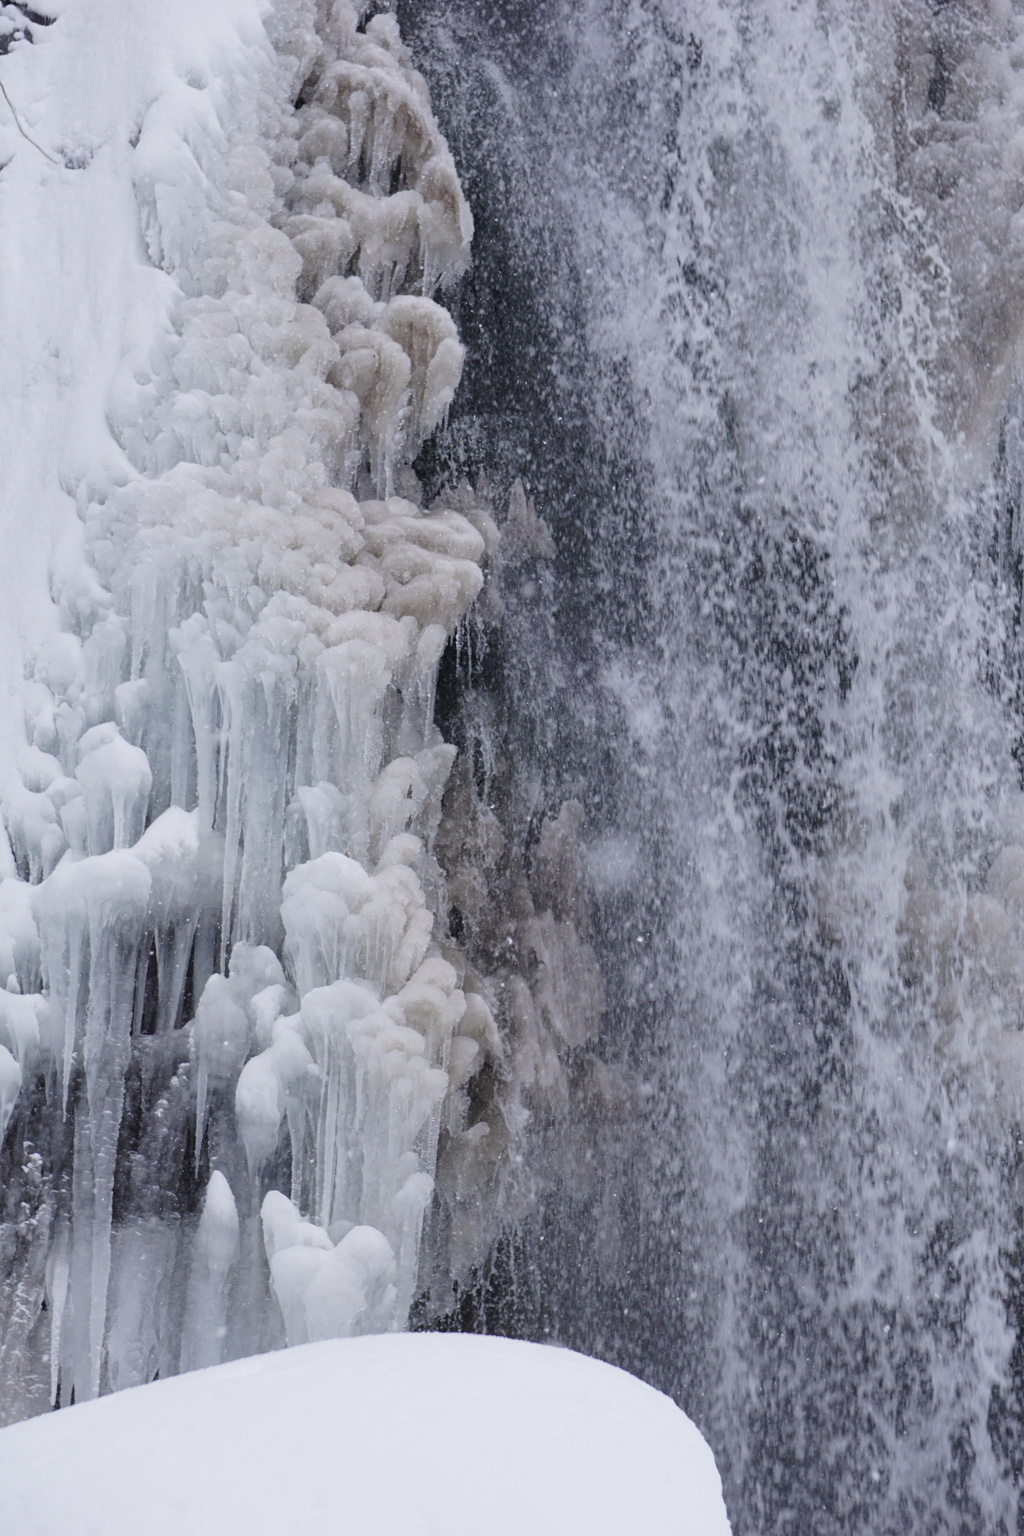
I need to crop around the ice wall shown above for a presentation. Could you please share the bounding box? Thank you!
[0,0,502,1419]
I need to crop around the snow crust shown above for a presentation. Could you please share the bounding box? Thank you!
[0,0,501,1417]
[0,1333,732,1535]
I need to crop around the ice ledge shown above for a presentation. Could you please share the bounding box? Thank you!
[0,1331,731,1536]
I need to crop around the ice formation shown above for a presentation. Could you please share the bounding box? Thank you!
[0,0,505,1418]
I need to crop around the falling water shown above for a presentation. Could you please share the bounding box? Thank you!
[404,2,1024,1531]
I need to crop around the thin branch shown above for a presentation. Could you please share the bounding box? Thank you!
[0,78,60,165]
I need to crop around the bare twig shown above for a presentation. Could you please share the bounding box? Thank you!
[0,78,60,165]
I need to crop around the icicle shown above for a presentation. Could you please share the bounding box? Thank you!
[191,974,250,1171]
[0,1045,21,1143]
[260,1190,397,1346]
[234,1020,314,1176]
[180,1171,240,1373]
[74,723,152,854]
[45,1222,71,1409]
[0,990,46,1066]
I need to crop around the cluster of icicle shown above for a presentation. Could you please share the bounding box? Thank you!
[0,0,502,1415]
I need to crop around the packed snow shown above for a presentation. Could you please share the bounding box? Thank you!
[0,1333,732,1535]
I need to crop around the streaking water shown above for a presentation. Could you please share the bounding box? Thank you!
[407,2,1024,1529]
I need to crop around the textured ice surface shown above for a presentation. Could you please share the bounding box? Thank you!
[0,0,502,1418]
[0,1333,732,1535]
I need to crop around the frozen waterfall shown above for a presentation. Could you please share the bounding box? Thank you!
[0,0,511,1418]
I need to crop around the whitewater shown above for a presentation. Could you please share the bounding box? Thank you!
[400,1,1024,1531]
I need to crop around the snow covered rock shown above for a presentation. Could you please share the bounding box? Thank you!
[0,1333,732,1536]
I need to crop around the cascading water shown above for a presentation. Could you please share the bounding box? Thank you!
[403,1,1024,1532]
[6,0,1024,1533]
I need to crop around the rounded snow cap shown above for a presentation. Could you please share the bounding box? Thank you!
[0,1333,732,1536]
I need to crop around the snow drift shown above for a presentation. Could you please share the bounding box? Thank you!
[0,1332,732,1536]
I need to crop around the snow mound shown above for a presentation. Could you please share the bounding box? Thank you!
[0,1333,731,1536]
